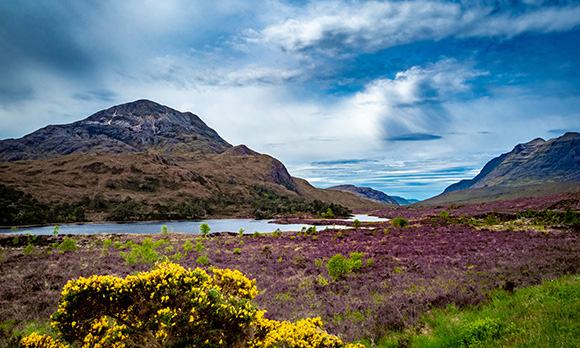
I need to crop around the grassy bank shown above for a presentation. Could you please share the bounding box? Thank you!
[361,274,580,347]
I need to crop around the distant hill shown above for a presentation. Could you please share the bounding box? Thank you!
[420,132,580,206]
[391,196,419,205]
[326,185,399,205]
[0,100,384,224]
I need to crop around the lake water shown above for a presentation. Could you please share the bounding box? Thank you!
[1,214,389,236]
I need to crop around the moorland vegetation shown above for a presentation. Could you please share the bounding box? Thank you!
[1,192,579,347]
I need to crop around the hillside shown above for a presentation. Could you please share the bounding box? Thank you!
[326,184,398,205]
[421,132,580,205]
[0,100,382,224]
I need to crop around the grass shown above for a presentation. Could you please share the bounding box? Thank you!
[357,274,580,348]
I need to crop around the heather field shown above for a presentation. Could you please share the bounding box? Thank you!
[1,192,580,346]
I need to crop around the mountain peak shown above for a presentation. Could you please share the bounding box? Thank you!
[443,132,580,194]
[0,100,231,162]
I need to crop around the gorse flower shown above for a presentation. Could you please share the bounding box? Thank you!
[22,261,358,348]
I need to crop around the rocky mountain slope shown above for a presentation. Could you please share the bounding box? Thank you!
[0,99,231,162]
[445,132,580,192]
[0,100,383,224]
[420,132,580,205]
[326,185,399,205]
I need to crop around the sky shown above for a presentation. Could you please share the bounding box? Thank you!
[1,0,580,200]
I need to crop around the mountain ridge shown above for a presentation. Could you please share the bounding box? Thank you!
[444,132,580,193]
[419,132,580,206]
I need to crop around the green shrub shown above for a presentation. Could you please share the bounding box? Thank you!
[113,241,124,249]
[160,225,169,236]
[194,242,204,252]
[196,255,209,265]
[233,248,241,255]
[119,238,161,265]
[349,252,363,270]
[253,231,261,238]
[183,240,193,253]
[22,244,35,255]
[59,238,77,253]
[103,239,112,249]
[353,219,361,229]
[459,317,501,347]
[52,225,60,236]
[327,254,352,280]
[391,217,408,228]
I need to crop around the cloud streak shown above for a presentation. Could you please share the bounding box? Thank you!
[253,1,580,57]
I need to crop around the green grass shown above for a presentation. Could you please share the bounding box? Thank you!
[357,274,580,348]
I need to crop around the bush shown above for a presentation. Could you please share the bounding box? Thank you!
[459,317,502,347]
[118,238,161,264]
[21,262,363,348]
[22,244,35,255]
[182,240,193,253]
[194,241,204,252]
[327,254,352,280]
[59,238,77,253]
[196,255,209,265]
[391,217,408,228]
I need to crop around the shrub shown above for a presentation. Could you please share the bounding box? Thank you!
[113,241,124,249]
[199,223,211,237]
[196,255,209,265]
[119,238,161,264]
[22,244,35,255]
[353,219,361,229]
[59,238,77,253]
[194,241,204,252]
[233,248,241,255]
[182,240,193,253]
[327,254,351,280]
[22,262,363,348]
[391,218,408,228]
[349,252,363,271]
[459,317,502,347]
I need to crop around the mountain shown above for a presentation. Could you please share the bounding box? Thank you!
[421,132,580,205]
[391,196,419,205]
[0,100,384,224]
[0,99,231,162]
[326,185,399,205]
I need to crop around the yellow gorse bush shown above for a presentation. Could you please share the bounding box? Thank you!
[22,261,363,348]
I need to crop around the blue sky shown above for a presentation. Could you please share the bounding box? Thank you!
[1,0,579,200]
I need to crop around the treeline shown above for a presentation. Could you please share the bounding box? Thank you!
[250,185,351,219]
[0,184,351,226]
[0,185,86,226]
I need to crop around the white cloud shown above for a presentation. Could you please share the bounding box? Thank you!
[347,59,486,140]
[253,1,580,56]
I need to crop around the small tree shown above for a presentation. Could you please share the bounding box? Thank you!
[199,223,211,237]
[353,219,361,230]
[391,217,408,228]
